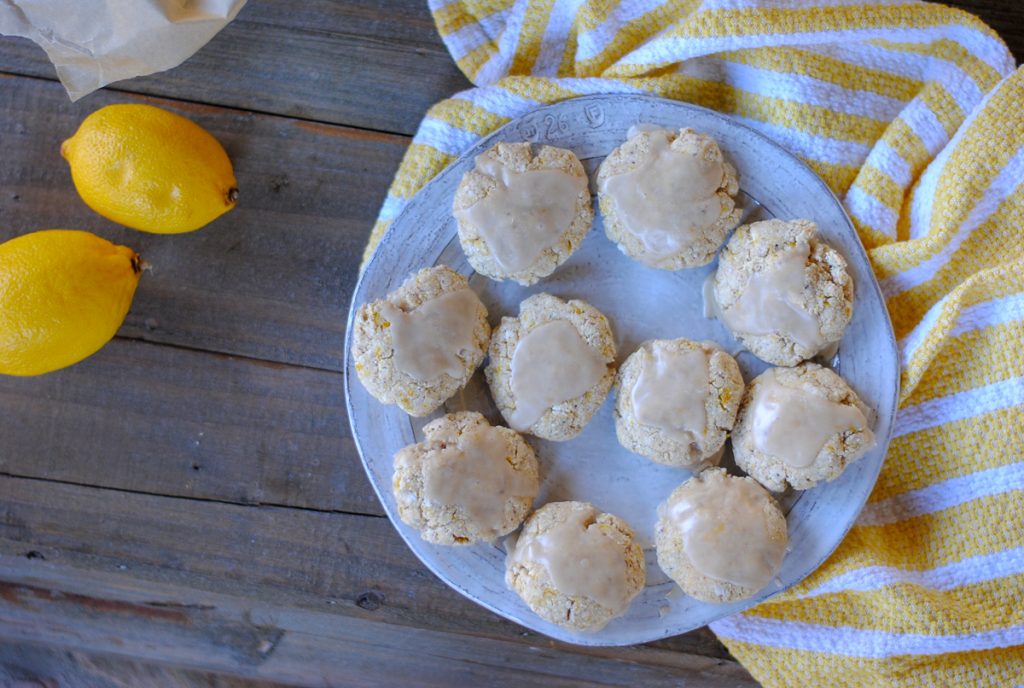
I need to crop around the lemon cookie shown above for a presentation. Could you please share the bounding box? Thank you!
[597,127,740,270]
[506,501,645,631]
[485,293,616,441]
[392,412,539,545]
[453,142,593,285]
[732,363,876,492]
[711,218,853,366]
[614,338,743,469]
[352,266,490,416]
[656,468,787,603]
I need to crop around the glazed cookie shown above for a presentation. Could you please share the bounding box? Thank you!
[656,468,788,603]
[392,411,539,545]
[597,126,740,270]
[485,293,616,441]
[453,142,593,285]
[711,218,853,366]
[352,266,490,416]
[732,363,876,492]
[614,338,743,469]
[506,501,646,631]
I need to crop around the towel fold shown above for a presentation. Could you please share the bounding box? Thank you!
[367,2,1024,683]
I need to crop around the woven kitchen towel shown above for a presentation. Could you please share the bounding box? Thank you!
[366,1,1024,684]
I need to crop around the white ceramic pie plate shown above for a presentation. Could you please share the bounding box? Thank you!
[344,94,899,646]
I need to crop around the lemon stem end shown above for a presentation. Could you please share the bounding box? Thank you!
[131,254,150,275]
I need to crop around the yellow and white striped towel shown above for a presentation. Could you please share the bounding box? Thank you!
[366,1,1024,684]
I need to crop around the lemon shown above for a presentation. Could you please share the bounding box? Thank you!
[0,230,143,376]
[61,104,238,234]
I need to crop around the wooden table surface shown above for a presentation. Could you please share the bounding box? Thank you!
[0,2,1019,686]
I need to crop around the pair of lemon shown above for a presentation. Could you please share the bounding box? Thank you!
[1,104,238,376]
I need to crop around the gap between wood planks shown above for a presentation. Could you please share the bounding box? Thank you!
[110,328,345,377]
[0,470,385,520]
[1,70,420,143]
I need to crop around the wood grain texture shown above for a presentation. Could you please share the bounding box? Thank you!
[0,640,295,688]
[0,475,744,675]
[0,337,379,516]
[1,74,404,371]
[0,569,755,688]
[0,0,472,136]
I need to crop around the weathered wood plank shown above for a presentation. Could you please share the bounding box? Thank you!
[0,0,472,136]
[0,560,755,687]
[0,337,379,516]
[0,474,738,666]
[2,74,404,370]
[0,639,294,688]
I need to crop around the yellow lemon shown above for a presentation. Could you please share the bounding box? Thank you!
[0,230,143,376]
[61,104,238,234]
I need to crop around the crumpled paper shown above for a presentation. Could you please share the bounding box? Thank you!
[0,0,248,101]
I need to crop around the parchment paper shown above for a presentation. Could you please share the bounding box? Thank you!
[0,0,248,101]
